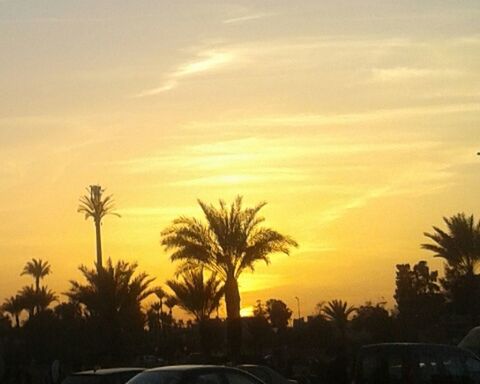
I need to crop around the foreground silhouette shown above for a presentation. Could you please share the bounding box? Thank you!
[161,196,298,358]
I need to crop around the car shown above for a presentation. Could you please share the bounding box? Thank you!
[459,326,480,357]
[126,365,265,384]
[353,343,480,384]
[62,367,145,384]
[237,364,297,384]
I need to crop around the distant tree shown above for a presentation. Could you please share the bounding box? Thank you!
[66,259,155,360]
[167,268,224,354]
[54,302,82,321]
[18,286,38,318]
[166,268,224,322]
[320,300,356,338]
[35,286,57,312]
[394,261,444,339]
[21,258,51,292]
[351,301,393,343]
[422,213,480,316]
[154,287,167,329]
[18,285,56,317]
[2,295,23,327]
[165,296,178,317]
[253,299,267,318]
[265,299,292,329]
[247,300,271,356]
[161,196,297,357]
[78,185,120,270]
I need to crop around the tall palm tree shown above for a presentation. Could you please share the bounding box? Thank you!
[161,196,297,322]
[422,213,480,276]
[166,268,224,323]
[321,299,356,337]
[2,295,23,327]
[78,185,120,270]
[21,258,51,292]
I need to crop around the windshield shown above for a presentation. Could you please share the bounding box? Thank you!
[63,372,142,384]
[62,376,104,384]
[126,371,182,384]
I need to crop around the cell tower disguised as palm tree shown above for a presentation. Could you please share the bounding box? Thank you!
[78,185,120,270]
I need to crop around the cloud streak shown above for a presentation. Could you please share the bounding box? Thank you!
[134,50,236,97]
[223,13,272,24]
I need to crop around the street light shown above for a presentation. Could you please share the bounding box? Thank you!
[295,296,301,319]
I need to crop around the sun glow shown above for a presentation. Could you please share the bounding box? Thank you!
[240,306,254,317]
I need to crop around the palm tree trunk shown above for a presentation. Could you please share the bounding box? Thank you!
[15,314,19,328]
[35,277,40,293]
[95,219,103,269]
[225,274,241,319]
[225,274,242,361]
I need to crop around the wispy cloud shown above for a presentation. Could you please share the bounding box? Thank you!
[184,103,480,130]
[134,49,236,97]
[223,12,272,24]
[371,67,461,82]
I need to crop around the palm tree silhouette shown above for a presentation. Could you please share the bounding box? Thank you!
[67,259,155,358]
[2,295,23,327]
[166,267,224,323]
[162,197,297,336]
[78,185,120,270]
[18,285,39,318]
[165,296,178,317]
[321,299,356,337]
[21,258,51,292]
[162,197,297,357]
[167,267,224,355]
[422,213,480,276]
[67,259,155,317]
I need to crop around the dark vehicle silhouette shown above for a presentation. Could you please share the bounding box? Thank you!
[237,364,297,384]
[126,365,264,384]
[62,368,144,384]
[353,343,480,384]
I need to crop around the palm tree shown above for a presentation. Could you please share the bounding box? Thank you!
[67,258,155,359]
[78,185,120,270]
[21,258,51,292]
[18,285,38,318]
[35,286,57,312]
[67,259,155,318]
[422,213,480,276]
[166,268,224,323]
[161,196,297,322]
[167,268,224,355]
[321,299,356,337]
[165,296,178,317]
[2,295,23,327]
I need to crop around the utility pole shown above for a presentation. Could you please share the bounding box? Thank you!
[295,296,301,319]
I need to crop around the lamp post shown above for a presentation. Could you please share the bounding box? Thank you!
[295,296,301,319]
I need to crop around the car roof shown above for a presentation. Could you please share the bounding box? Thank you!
[73,368,144,375]
[147,366,261,375]
[362,342,457,348]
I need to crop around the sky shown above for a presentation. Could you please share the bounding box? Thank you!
[1,0,480,318]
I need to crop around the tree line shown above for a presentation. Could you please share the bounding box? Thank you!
[1,186,480,380]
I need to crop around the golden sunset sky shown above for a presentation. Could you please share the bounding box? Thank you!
[1,1,480,317]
